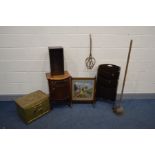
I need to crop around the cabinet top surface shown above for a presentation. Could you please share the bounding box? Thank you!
[46,71,71,80]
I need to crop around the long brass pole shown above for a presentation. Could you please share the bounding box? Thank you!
[113,40,133,114]
[120,40,133,103]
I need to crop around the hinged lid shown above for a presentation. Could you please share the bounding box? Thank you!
[15,90,48,109]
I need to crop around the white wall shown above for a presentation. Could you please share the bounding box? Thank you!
[0,26,155,95]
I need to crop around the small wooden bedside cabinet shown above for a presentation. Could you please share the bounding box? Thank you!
[46,71,72,109]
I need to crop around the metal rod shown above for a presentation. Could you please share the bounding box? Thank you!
[90,34,92,56]
[119,40,133,103]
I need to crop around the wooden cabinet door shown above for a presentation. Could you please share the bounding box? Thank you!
[50,79,70,100]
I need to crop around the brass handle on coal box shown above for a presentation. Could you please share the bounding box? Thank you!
[33,104,43,114]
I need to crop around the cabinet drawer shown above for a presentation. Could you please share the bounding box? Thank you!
[49,79,68,87]
[54,80,68,87]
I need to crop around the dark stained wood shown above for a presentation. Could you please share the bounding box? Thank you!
[96,64,120,101]
[49,47,64,75]
[46,71,72,109]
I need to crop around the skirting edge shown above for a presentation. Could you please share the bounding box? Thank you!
[0,93,155,101]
